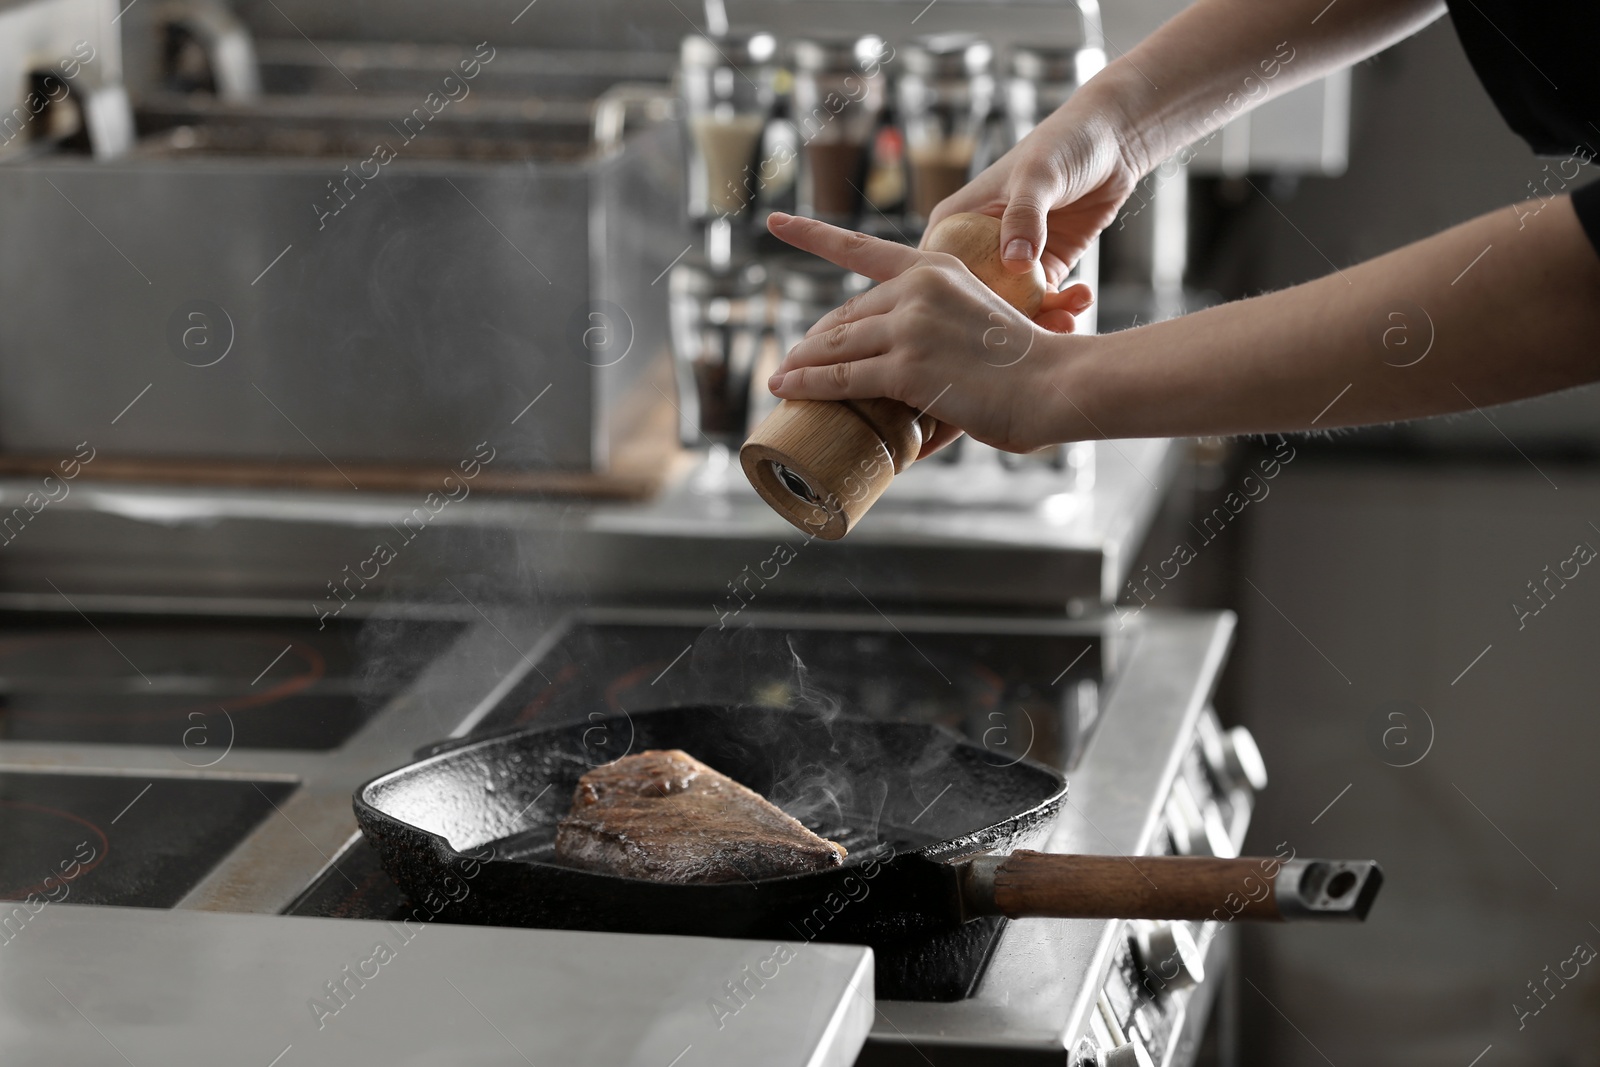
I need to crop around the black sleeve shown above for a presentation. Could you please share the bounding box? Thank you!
[1574,179,1600,262]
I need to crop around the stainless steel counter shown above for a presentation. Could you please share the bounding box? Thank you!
[0,904,874,1067]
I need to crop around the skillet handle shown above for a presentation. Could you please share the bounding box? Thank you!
[960,852,1382,922]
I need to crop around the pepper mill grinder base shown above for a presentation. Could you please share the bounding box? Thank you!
[739,399,913,540]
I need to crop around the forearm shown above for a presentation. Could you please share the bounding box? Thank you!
[1060,196,1600,439]
[1075,0,1444,174]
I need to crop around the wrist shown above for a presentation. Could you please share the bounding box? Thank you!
[1038,327,1132,444]
[1068,66,1165,180]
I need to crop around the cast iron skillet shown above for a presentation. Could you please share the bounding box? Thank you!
[354,706,1381,945]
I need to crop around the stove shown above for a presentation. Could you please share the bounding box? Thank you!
[0,600,1244,1064]
[0,602,475,913]
[278,605,1249,1064]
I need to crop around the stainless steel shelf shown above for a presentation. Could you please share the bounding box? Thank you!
[0,437,1176,610]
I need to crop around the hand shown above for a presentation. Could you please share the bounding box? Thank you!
[766,213,1094,457]
[927,107,1142,285]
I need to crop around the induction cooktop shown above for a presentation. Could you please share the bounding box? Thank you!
[0,771,295,910]
[0,613,462,750]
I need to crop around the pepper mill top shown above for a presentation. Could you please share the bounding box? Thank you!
[920,212,1049,317]
[740,213,1050,540]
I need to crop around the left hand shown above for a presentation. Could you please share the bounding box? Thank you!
[765,213,1093,457]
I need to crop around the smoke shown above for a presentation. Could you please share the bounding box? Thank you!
[676,624,891,850]
[781,633,841,723]
[762,635,887,842]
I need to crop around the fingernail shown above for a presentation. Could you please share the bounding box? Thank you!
[769,212,793,225]
[1003,238,1033,263]
[768,373,786,391]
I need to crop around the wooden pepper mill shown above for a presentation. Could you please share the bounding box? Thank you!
[741,212,1050,539]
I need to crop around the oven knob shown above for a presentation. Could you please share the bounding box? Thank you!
[1220,725,1268,792]
[1135,921,1205,992]
[1164,797,1195,855]
[1165,777,1207,855]
[1101,1036,1156,1067]
[1201,800,1237,859]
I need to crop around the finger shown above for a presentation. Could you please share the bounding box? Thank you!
[1035,308,1077,334]
[1037,283,1094,318]
[1060,282,1095,311]
[1039,250,1070,288]
[999,165,1063,273]
[804,278,901,338]
[767,213,921,281]
[769,354,897,403]
[917,422,966,460]
[778,315,895,374]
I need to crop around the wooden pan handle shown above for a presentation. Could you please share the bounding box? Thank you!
[960,851,1383,923]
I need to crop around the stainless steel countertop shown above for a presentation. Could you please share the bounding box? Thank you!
[0,904,874,1067]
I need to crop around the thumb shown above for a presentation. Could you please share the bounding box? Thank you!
[998,166,1057,274]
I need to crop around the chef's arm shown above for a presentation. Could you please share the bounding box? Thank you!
[1085,0,1446,180]
[1053,196,1600,440]
[944,0,1448,276]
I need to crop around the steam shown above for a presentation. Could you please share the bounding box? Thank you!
[763,635,885,844]
[667,621,978,857]
[782,633,841,722]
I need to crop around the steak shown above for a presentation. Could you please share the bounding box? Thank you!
[554,749,847,884]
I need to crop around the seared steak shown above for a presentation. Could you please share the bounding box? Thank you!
[554,749,847,884]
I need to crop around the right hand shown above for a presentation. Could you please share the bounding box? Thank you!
[927,106,1144,286]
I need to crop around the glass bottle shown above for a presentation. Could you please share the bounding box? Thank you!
[897,35,994,226]
[669,255,770,447]
[679,32,777,221]
[790,35,891,225]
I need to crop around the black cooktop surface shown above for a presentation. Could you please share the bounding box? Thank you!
[474,620,1102,770]
[0,614,462,750]
[0,772,296,909]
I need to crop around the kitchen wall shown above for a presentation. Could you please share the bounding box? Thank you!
[1230,457,1600,1066]
[1207,15,1600,1064]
